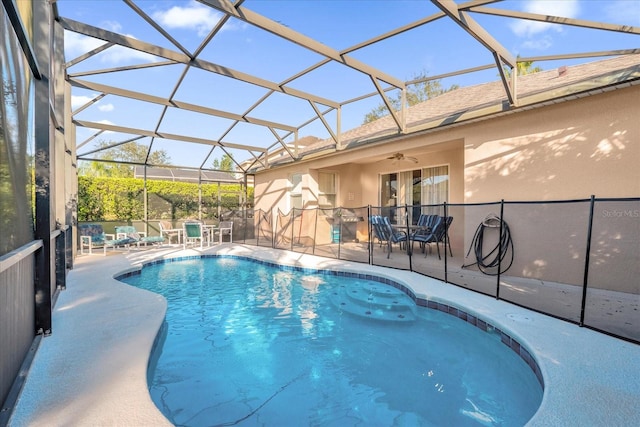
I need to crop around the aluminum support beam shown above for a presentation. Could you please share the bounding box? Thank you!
[1,0,42,78]
[470,6,640,35]
[123,0,192,56]
[201,0,405,89]
[33,0,53,335]
[431,0,516,67]
[370,77,404,132]
[520,49,640,63]
[68,78,296,132]
[432,0,517,104]
[73,120,268,153]
[59,17,339,109]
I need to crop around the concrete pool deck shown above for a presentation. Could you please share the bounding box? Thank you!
[7,244,640,426]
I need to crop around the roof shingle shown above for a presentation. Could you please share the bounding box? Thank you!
[300,55,640,156]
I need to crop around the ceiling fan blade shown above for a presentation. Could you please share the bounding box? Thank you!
[384,152,418,164]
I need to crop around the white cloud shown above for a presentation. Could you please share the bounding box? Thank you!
[98,104,115,112]
[71,95,114,113]
[100,44,159,64]
[102,21,123,33]
[65,32,106,58]
[510,0,580,38]
[65,28,159,65]
[71,94,97,110]
[152,0,223,37]
[520,35,553,51]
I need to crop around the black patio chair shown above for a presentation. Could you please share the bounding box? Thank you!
[370,215,386,248]
[410,214,439,253]
[411,216,453,259]
[370,215,407,258]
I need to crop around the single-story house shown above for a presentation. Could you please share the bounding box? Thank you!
[250,55,639,298]
[252,55,639,213]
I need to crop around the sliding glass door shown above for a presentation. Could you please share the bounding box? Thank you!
[380,166,449,224]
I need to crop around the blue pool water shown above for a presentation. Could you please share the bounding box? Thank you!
[121,257,543,426]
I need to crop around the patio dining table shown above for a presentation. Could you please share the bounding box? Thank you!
[202,224,218,245]
[392,224,434,256]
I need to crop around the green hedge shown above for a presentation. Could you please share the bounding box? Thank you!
[78,176,253,221]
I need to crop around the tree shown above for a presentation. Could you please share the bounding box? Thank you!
[363,72,459,124]
[79,140,170,178]
[211,153,234,171]
[504,56,543,79]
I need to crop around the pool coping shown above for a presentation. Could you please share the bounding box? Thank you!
[8,244,640,426]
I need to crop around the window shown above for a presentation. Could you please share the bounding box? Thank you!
[318,172,336,208]
[289,173,302,210]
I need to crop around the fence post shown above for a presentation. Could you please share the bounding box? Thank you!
[495,199,504,299]
[272,208,276,248]
[580,195,596,326]
[368,205,372,265]
[337,208,342,260]
[312,207,318,255]
[405,204,413,272]
[444,202,448,283]
[290,209,295,251]
[256,210,262,247]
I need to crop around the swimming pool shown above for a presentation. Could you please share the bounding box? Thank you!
[121,256,543,426]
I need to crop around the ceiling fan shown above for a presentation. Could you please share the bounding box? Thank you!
[386,152,418,164]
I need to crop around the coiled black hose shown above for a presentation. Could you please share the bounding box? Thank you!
[462,214,514,275]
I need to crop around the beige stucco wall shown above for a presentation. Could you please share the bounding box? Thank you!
[254,142,465,216]
[255,85,639,211]
[357,142,465,207]
[253,166,305,214]
[463,85,640,202]
[252,85,638,294]
[256,85,639,210]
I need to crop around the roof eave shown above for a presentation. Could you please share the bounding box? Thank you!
[252,72,640,173]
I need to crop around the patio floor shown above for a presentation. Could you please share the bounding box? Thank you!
[7,244,640,426]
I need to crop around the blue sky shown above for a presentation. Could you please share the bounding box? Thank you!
[57,0,640,169]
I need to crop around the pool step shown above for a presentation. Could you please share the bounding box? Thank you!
[329,282,417,322]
